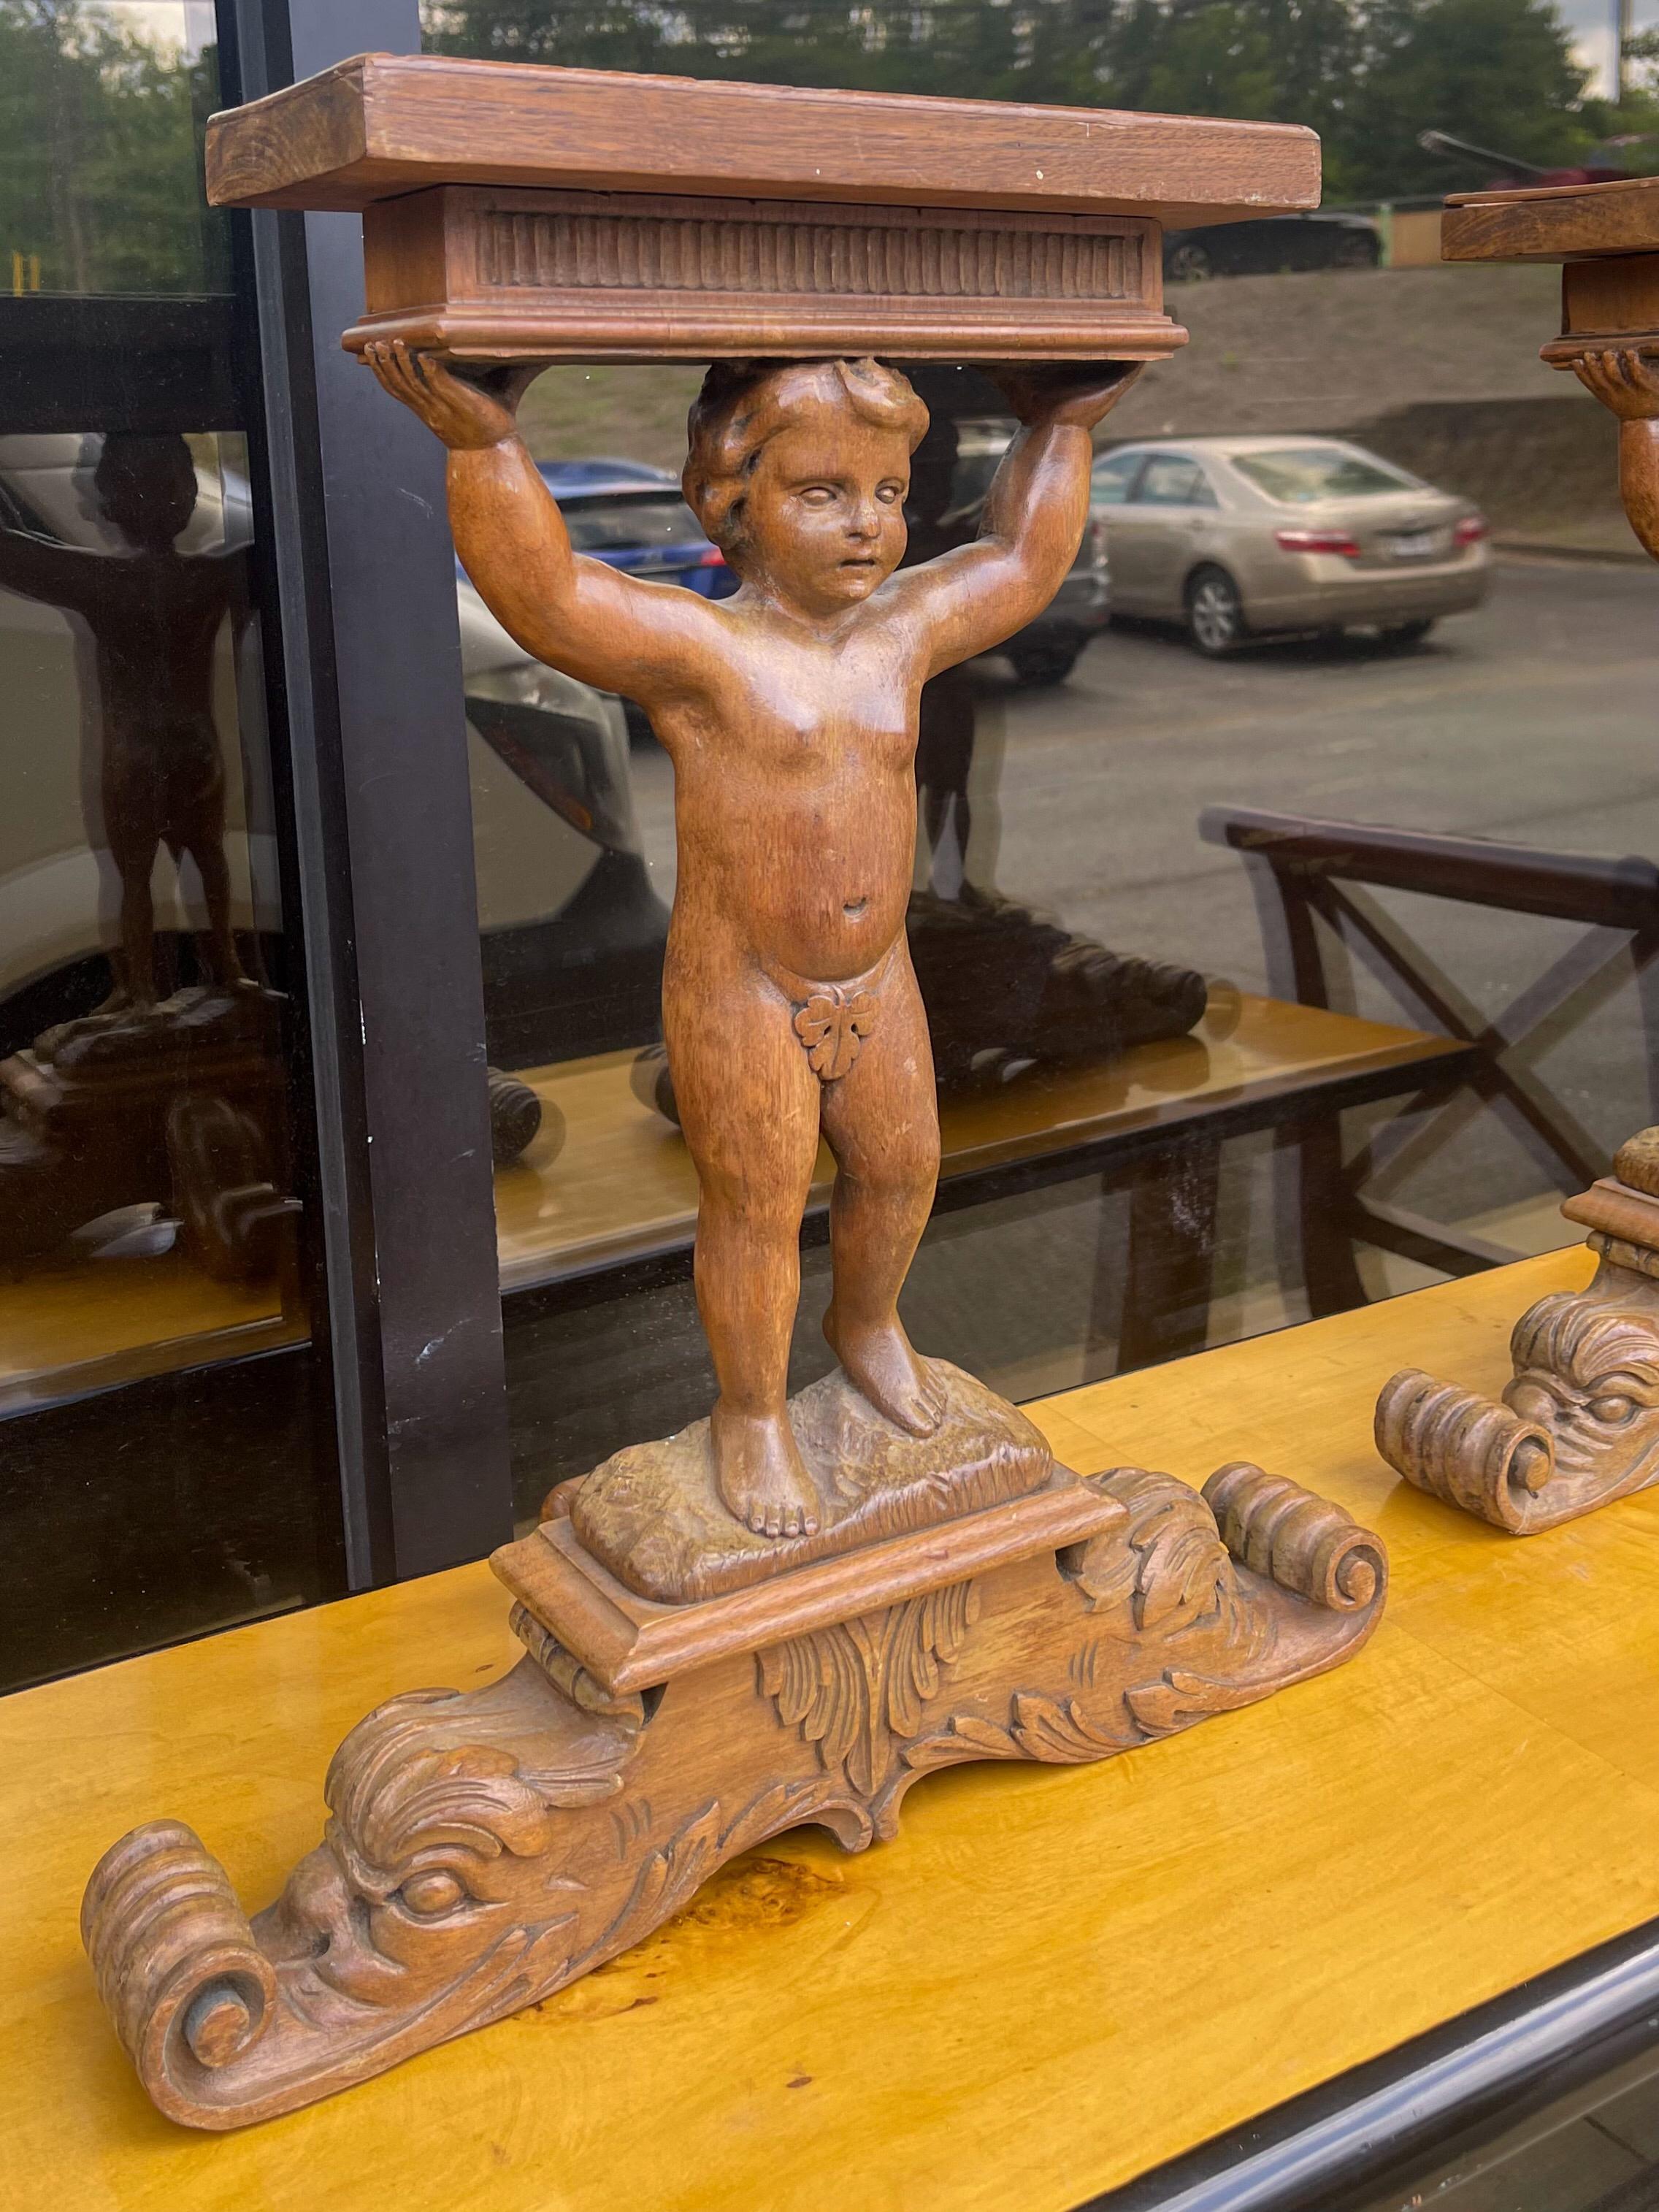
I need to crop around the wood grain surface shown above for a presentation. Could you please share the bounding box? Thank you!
[1442,175,1659,262]
[16,1247,1659,2208]
[205,52,1322,226]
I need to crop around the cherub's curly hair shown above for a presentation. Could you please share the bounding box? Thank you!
[682,357,929,563]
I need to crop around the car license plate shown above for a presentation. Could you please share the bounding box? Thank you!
[1384,528,1441,559]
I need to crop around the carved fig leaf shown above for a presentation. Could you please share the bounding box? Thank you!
[793,990,878,1080]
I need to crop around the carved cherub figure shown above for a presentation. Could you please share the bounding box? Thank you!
[367,341,1139,1540]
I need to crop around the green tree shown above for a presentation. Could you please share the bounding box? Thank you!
[425,0,1622,204]
[1338,0,1606,196]
[422,1,1122,102]
[0,0,227,295]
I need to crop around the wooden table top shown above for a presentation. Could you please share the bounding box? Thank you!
[0,1249,296,1417]
[1443,172,1659,262]
[496,992,1471,1289]
[204,52,1319,226]
[14,1243,1659,2211]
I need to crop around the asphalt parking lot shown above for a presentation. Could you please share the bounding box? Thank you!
[986,554,1659,1206]
[635,556,1659,1141]
[986,554,1659,1001]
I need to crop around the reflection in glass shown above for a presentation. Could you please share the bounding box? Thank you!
[0,426,294,1304]
[0,3,335,1688]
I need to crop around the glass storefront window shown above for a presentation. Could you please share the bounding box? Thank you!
[414,1,1659,1532]
[0,2,340,1688]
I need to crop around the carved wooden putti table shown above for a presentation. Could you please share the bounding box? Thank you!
[1442,176,1659,560]
[1378,1128,1659,1531]
[83,57,1385,2129]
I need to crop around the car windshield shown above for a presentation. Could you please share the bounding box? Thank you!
[1232,447,1418,503]
[560,494,708,551]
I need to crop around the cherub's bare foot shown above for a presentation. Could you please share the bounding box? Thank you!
[711,1403,822,1538]
[824,1310,947,1436]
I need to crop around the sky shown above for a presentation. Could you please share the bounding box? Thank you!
[106,0,1659,104]
[1561,0,1659,98]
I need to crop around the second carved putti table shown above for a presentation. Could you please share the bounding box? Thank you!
[1442,175,1659,558]
[1373,180,1659,1528]
[79,56,1390,2128]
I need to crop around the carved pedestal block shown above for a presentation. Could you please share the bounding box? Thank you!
[83,1455,1384,2129]
[1377,1128,1659,1531]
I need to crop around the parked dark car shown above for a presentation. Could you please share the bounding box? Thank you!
[911,416,1111,686]
[1162,212,1382,282]
[456,462,740,600]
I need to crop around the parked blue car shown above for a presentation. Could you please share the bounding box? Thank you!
[457,459,738,600]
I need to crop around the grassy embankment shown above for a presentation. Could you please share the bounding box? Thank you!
[515,263,1630,553]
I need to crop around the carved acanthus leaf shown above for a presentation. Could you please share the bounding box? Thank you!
[759,1579,979,1796]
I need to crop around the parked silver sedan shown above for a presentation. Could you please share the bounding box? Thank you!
[1091,436,1490,656]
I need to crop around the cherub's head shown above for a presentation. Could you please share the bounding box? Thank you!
[683,358,928,614]
[91,432,198,551]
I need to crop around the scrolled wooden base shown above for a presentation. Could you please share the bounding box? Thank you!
[1376,1129,1659,1531]
[83,1459,1384,2129]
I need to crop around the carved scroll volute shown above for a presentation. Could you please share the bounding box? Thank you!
[1202,1462,1384,1610]
[1375,1368,1554,1531]
[1565,349,1659,562]
[81,1819,279,2121]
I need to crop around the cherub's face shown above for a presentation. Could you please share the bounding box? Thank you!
[738,416,911,616]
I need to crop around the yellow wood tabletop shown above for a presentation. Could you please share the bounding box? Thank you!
[0,1249,296,1416]
[495,992,1468,1287]
[12,1243,1659,2212]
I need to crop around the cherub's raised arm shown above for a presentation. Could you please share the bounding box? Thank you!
[0,518,104,612]
[363,342,717,703]
[889,364,1143,680]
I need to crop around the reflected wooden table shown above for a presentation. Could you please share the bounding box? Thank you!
[497,992,1479,1364]
[13,1246,1659,2211]
[0,995,1476,1410]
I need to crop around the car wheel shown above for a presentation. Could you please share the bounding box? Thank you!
[1007,640,1084,687]
[1185,566,1246,657]
[1380,617,1435,648]
[1165,240,1214,283]
[1333,229,1381,268]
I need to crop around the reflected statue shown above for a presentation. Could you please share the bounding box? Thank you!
[902,383,1207,1091]
[0,432,299,1277]
[0,433,248,1011]
[0,432,548,1277]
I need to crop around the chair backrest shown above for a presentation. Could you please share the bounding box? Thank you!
[1198,804,1659,1195]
